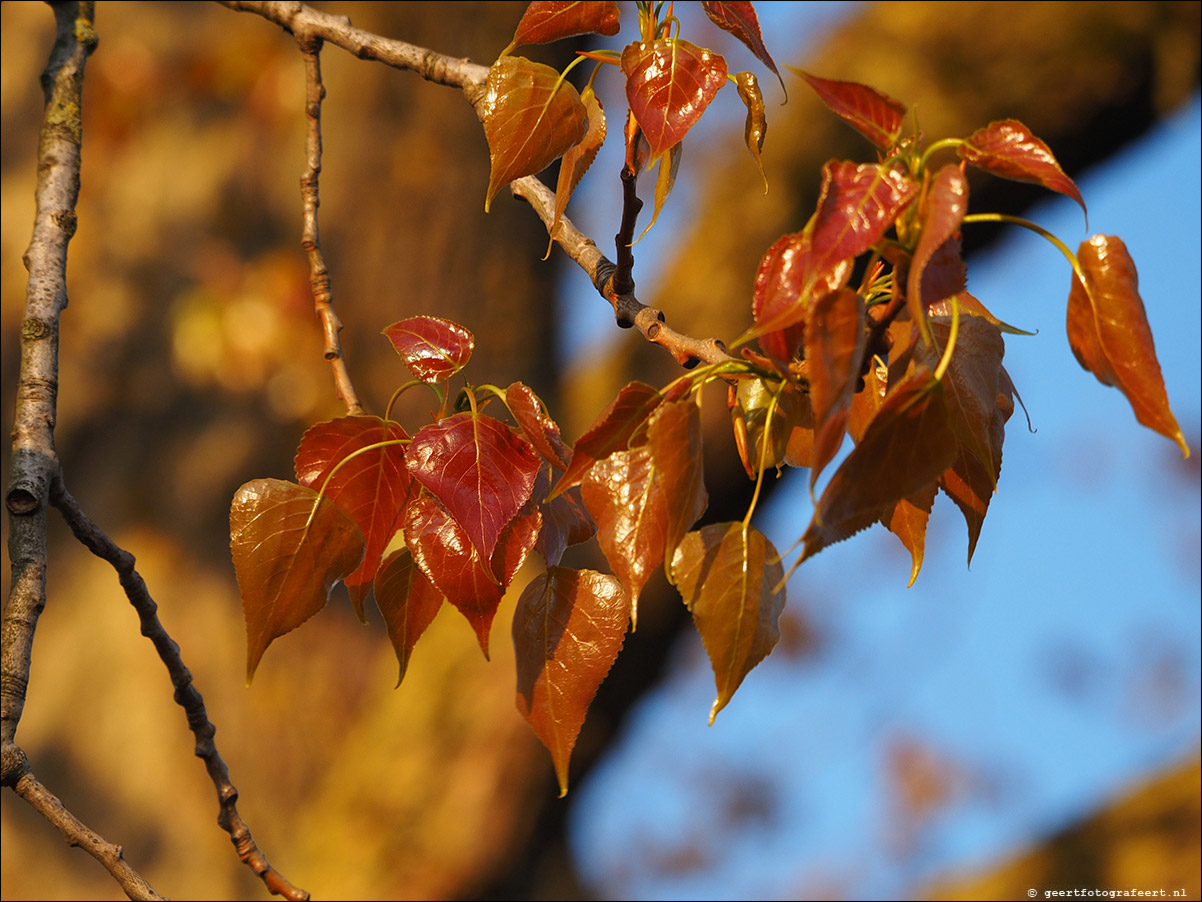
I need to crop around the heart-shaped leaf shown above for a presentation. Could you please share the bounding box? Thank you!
[407,411,541,567]
[373,548,443,686]
[505,0,621,52]
[294,416,410,621]
[621,38,727,157]
[1065,235,1188,456]
[383,316,475,384]
[702,1,784,96]
[514,567,629,796]
[672,522,785,724]
[231,478,364,683]
[959,119,1086,220]
[480,55,589,212]
[794,70,906,150]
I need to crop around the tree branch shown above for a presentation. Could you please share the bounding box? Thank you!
[216,0,737,370]
[298,37,364,415]
[49,475,311,902]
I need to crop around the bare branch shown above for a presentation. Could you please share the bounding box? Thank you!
[298,38,364,415]
[11,765,166,902]
[50,475,311,902]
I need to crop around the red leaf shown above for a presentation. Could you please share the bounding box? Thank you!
[480,55,589,212]
[507,381,572,469]
[621,38,727,157]
[906,164,968,342]
[514,567,629,796]
[373,549,443,686]
[507,0,620,49]
[383,316,475,384]
[809,160,919,278]
[805,288,867,487]
[582,400,706,625]
[795,70,906,150]
[1066,235,1188,456]
[407,412,541,564]
[802,372,958,561]
[294,416,410,622]
[230,478,364,682]
[959,119,1086,219]
[750,231,852,363]
[702,1,784,96]
[672,523,785,723]
[553,381,662,496]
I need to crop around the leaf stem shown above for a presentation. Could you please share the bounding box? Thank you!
[316,439,410,500]
[963,212,1085,283]
[384,379,441,422]
[933,291,960,382]
[917,137,964,174]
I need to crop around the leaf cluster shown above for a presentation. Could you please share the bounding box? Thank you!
[230,1,1190,797]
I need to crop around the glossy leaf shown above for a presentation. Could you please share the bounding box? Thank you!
[383,316,475,384]
[532,468,595,567]
[959,119,1086,219]
[672,523,785,724]
[794,69,906,150]
[621,38,727,158]
[407,411,541,564]
[735,71,768,193]
[553,381,661,496]
[809,160,919,278]
[806,288,867,486]
[582,400,706,624]
[1066,235,1188,456]
[513,567,629,796]
[750,231,852,363]
[702,1,784,95]
[295,416,410,621]
[373,549,443,686]
[802,372,958,561]
[906,164,968,342]
[506,0,620,51]
[231,478,364,683]
[507,381,572,469]
[480,55,589,212]
[731,378,804,478]
[550,85,607,241]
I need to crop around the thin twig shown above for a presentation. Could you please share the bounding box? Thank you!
[298,37,363,415]
[216,0,737,370]
[11,762,167,902]
[50,475,311,902]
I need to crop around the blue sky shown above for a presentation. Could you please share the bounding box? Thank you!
[557,5,1201,900]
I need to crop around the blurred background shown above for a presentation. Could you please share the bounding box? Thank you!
[2,2,1198,900]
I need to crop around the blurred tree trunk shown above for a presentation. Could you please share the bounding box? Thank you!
[1,2,1197,901]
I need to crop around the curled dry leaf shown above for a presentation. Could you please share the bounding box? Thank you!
[1066,234,1188,457]
[550,85,607,242]
[480,55,589,212]
[513,567,629,796]
[736,71,768,194]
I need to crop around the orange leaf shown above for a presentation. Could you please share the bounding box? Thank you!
[806,287,866,487]
[230,478,364,683]
[481,56,588,212]
[907,164,968,342]
[959,119,1086,220]
[621,38,727,157]
[513,567,629,796]
[506,0,620,50]
[1066,235,1189,457]
[672,523,785,723]
[550,85,606,240]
